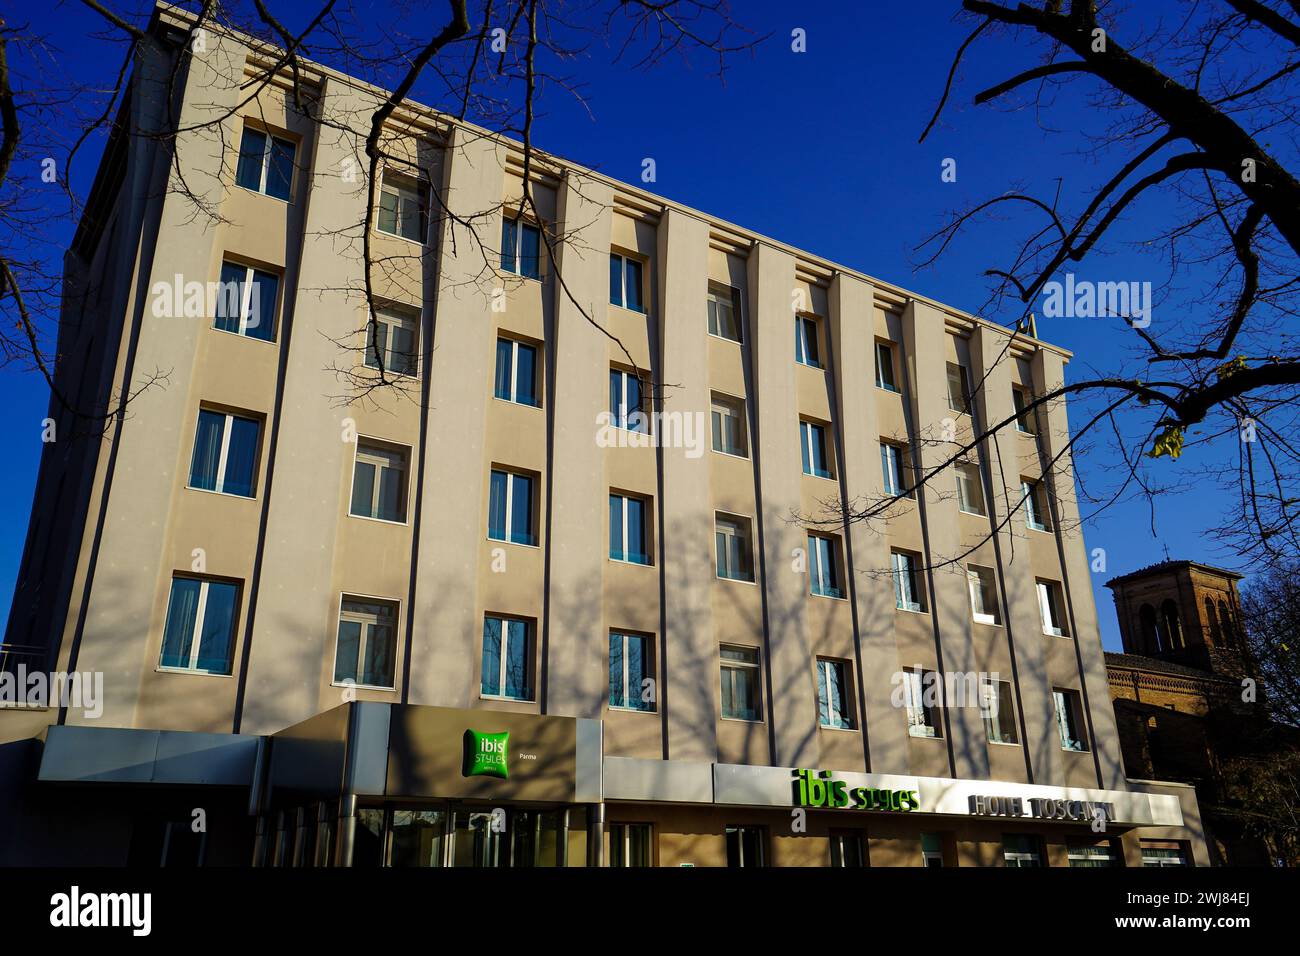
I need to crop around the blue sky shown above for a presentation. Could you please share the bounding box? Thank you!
[2,0,1260,649]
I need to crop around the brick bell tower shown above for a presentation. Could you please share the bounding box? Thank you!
[1105,561,1252,679]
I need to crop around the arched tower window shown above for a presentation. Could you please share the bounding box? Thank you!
[1161,599,1183,650]
[1204,596,1221,647]
[1138,603,1162,654]
[1218,601,1236,649]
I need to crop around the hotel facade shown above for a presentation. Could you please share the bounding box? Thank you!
[0,4,1207,868]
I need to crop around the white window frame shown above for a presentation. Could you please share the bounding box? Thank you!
[817,658,852,729]
[236,124,295,199]
[496,337,538,405]
[875,341,898,391]
[1003,838,1042,867]
[610,252,644,311]
[367,308,419,377]
[377,171,427,244]
[710,394,747,457]
[1022,479,1049,531]
[715,514,755,583]
[967,565,1000,625]
[350,439,409,524]
[1013,387,1036,433]
[332,594,399,690]
[956,462,985,515]
[218,262,278,340]
[611,367,649,433]
[809,534,842,598]
[795,315,820,367]
[190,410,258,496]
[707,285,742,343]
[893,550,923,612]
[1068,844,1119,867]
[501,215,542,278]
[609,631,654,712]
[719,645,762,721]
[1054,688,1088,752]
[489,469,534,545]
[801,419,832,478]
[881,442,907,496]
[1037,580,1066,636]
[482,614,532,701]
[159,578,235,674]
[904,669,939,738]
[981,678,1018,745]
[946,362,971,414]
[610,492,651,565]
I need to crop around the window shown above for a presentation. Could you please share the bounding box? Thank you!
[214,261,279,342]
[903,668,941,738]
[1141,841,1189,867]
[875,341,898,392]
[389,810,447,868]
[795,315,820,367]
[808,534,844,599]
[921,833,944,867]
[720,645,761,721]
[234,125,294,201]
[1037,580,1066,636]
[366,308,418,376]
[946,362,971,414]
[981,678,1018,744]
[710,394,747,456]
[1013,387,1036,433]
[609,252,644,312]
[817,658,853,729]
[481,615,532,701]
[715,514,754,582]
[880,442,909,497]
[1053,688,1088,752]
[725,825,766,867]
[494,337,539,406]
[500,215,541,279]
[967,565,1000,625]
[159,576,239,675]
[1022,479,1050,531]
[707,285,741,342]
[488,469,535,545]
[333,597,397,688]
[829,831,865,867]
[609,824,652,867]
[189,408,260,497]
[955,462,985,515]
[1068,843,1121,868]
[609,632,654,712]
[609,493,651,565]
[892,550,925,612]
[800,419,832,478]
[1003,834,1043,868]
[377,170,428,243]
[609,368,648,433]
[350,440,409,522]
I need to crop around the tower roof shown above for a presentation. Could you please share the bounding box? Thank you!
[1104,560,1243,590]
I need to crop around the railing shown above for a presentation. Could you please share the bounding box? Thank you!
[0,643,47,677]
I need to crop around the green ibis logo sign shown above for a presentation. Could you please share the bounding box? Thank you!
[792,769,919,812]
[463,729,510,779]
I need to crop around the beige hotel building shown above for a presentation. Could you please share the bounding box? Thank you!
[0,3,1207,868]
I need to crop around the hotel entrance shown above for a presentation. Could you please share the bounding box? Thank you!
[352,803,589,867]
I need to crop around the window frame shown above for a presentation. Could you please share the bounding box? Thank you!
[816,657,854,730]
[892,549,926,612]
[609,366,649,433]
[707,284,742,343]
[480,613,534,702]
[715,513,756,583]
[903,668,942,739]
[487,468,537,547]
[725,824,768,868]
[609,251,646,313]
[608,823,654,867]
[719,644,763,721]
[234,123,296,202]
[376,169,429,244]
[608,631,656,712]
[800,418,833,479]
[795,314,821,368]
[946,361,971,415]
[500,213,542,280]
[1012,386,1037,434]
[348,437,411,524]
[955,461,986,515]
[214,260,281,343]
[157,575,240,676]
[808,533,845,599]
[875,340,898,392]
[967,564,1001,626]
[981,678,1019,745]
[494,336,541,407]
[829,830,865,867]
[1002,834,1044,868]
[880,441,910,497]
[609,491,653,566]
[710,393,748,458]
[331,593,400,690]
[187,407,262,498]
[366,307,420,378]
[1053,688,1089,752]
[1021,478,1051,532]
[1037,579,1067,636]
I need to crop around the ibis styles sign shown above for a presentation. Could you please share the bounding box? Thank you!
[792,769,919,812]
[463,729,510,779]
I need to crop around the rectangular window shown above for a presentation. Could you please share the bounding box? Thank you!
[1054,688,1088,752]
[1012,387,1036,433]
[955,462,985,515]
[946,362,971,414]
[1140,841,1189,867]
[1003,834,1043,868]
[707,285,741,342]
[829,831,865,867]
[967,565,1000,625]
[234,125,295,201]
[1022,479,1051,531]
[350,440,409,522]
[189,408,260,497]
[715,514,755,582]
[494,337,540,406]
[875,341,898,392]
[609,253,645,312]
[608,824,653,867]
[981,678,1018,744]
[214,261,279,342]
[159,576,239,675]
[488,469,535,545]
[1068,843,1121,868]
[481,615,532,701]
[903,668,941,738]
[720,645,761,721]
[366,308,419,376]
[725,825,766,867]
[795,315,820,367]
[817,658,853,729]
[892,550,925,612]
[808,534,844,599]
[389,810,446,868]
[800,419,832,478]
[609,632,654,712]
[377,170,428,243]
[609,493,651,565]
[1037,580,1067,636]
[710,394,747,456]
[333,597,397,688]
[610,368,648,433]
[921,833,944,867]
[500,215,541,279]
[880,442,909,497]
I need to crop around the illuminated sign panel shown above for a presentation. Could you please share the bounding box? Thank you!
[791,769,919,812]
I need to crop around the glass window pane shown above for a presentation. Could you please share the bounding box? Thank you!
[388,319,416,375]
[334,620,362,682]
[362,621,394,686]
[235,128,267,191]
[266,137,295,200]
[500,218,517,273]
[609,370,622,426]
[505,619,529,699]
[520,224,540,279]
[516,344,536,405]
[378,189,399,235]
[488,471,507,540]
[190,410,225,491]
[377,461,404,521]
[351,460,376,518]
[214,263,245,333]
[510,474,533,545]
[609,254,622,306]
[609,495,623,560]
[626,497,645,563]
[627,635,646,709]
[223,415,260,497]
[481,617,502,696]
[195,581,237,674]
[609,634,624,708]
[495,339,513,400]
[246,269,277,341]
[160,578,202,669]
[625,259,643,312]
